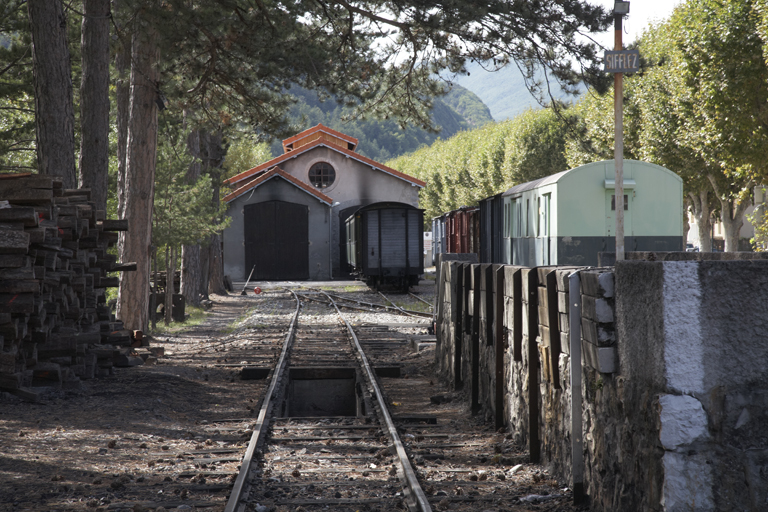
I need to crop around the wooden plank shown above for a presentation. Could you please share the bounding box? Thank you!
[0,207,38,227]
[0,267,35,280]
[0,230,30,254]
[0,175,53,189]
[0,280,40,294]
[0,294,37,314]
[1,188,53,204]
[0,255,30,268]
[99,219,128,231]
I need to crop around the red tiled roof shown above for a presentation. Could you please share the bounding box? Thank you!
[223,167,334,205]
[282,123,358,150]
[224,139,426,188]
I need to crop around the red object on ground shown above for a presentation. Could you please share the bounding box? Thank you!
[254,287,262,294]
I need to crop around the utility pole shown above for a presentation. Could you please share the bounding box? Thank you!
[613,1,629,261]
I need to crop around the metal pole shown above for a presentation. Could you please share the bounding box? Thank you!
[614,12,625,261]
[568,271,584,504]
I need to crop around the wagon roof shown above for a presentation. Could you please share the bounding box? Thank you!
[502,169,569,197]
[224,136,425,188]
[222,166,333,205]
[501,159,680,198]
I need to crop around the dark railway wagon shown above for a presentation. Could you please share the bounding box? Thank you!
[431,213,447,266]
[479,193,504,264]
[431,206,481,265]
[446,206,480,254]
[432,160,684,267]
[346,202,424,290]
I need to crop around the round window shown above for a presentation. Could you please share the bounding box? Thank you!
[308,162,336,189]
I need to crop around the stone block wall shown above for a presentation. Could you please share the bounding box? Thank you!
[616,260,768,511]
[434,257,768,512]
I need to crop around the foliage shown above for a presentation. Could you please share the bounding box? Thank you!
[0,1,35,172]
[502,108,569,185]
[564,0,768,250]
[109,0,610,143]
[223,134,273,182]
[264,85,490,163]
[153,118,231,250]
[387,107,569,223]
[747,192,768,251]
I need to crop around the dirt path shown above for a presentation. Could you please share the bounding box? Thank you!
[0,292,267,512]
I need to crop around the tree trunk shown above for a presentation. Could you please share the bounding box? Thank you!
[688,188,712,252]
[117,20,159,332]
[181,129,203,307]
[78,0,110,212]
[164,245,174,325]
[202,132,227,295]
[708,174,750,253]
[208,233,225,295]
[27,0,76,187]
[115,37,130,261]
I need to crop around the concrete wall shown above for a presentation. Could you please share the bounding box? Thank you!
[278,147,420,277]
[435,255,768,512]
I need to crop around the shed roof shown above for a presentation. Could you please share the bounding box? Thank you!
[281,123,358,153]
[223,166,334,205]
[224,139,425,188]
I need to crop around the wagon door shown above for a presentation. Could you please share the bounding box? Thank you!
[541,193,551,265]
[244,201,309,280]
[606,191,632,238]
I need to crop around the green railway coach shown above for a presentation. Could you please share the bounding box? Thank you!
[502,159,683,266]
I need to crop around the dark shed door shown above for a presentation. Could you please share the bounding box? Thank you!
[244,201,309,280]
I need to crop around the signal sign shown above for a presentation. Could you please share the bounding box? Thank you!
[604,50,640,73]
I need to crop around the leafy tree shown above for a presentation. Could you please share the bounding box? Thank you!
[388,107,569,223]
[223,135,273,183]
[502,108,569,185]
[153,118,231,322]
[669,0,768,251]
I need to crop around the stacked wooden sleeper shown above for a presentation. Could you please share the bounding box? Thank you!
[0,174,137,399]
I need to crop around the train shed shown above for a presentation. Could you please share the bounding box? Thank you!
[222,124,425,281]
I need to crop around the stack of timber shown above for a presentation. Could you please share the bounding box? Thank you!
[0,173,136,399]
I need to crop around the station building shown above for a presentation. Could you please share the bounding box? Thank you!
[222,124,425,281]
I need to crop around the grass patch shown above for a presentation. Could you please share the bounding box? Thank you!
[149,305,209,334]
[393,300,433,313]
[222,306,260,333]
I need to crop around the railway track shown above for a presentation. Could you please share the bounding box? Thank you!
[221,289,577,512]
[226,290,431,512]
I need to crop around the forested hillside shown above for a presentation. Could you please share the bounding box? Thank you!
[270,85,493,162]
[451,60,585,121]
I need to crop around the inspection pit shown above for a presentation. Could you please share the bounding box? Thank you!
[282,367,364,417]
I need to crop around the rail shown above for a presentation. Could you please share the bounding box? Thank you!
[322,291,433,512]
[224,290,300,512]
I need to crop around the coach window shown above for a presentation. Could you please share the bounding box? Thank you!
[309,162,336,189]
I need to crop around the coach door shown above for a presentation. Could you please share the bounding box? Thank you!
[244,201,309,280]
[606,190,632,239]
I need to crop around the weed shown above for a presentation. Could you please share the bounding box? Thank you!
[150,305,209,334]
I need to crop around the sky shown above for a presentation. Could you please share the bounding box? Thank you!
[590,0,685,47]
